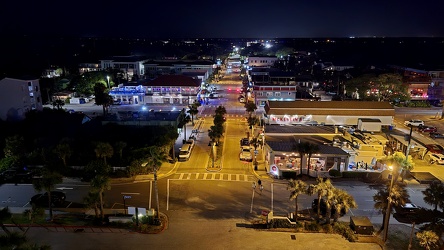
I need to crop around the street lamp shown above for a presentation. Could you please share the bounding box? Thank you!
[106,75,110,89]
[250,182,257,213]
[383,165,396,242]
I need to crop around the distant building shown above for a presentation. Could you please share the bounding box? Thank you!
[79,63,100,75]
[143,59,215,80]
[100,56,149,81]
[247,55,278,68]
[0,77,43,121]
[249,68,317,106]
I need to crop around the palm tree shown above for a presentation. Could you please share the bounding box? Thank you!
[52,99,65,110]
[32,168,63,221]
[287,179,307,221]
[215,105,227,117]
[332,188,357,222]
[422,180,444,212]
[84,191,101,219]
[94,142,114,165]
[305,143,320,175]
[90,175,110,220]
[0,207,12,235]
[247,116,260,138]
[324,186,336,224]
[244,101,257,116]
[293,142,308,176]
[373,181,410,234]
[54,142,71,167]
[416,230,439,250]
[113,141,127,161]
[145,146,166,220]
[308,177,334,222]
[180,114,192,141]
[187,101,201,125]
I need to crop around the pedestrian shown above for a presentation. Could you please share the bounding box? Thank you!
[260,185,263,194]
[258,179,262,186]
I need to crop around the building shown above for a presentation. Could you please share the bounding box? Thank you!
[143,59,215,80]
[247,55,278,68]
[263,125,350,178]
[264,100,395,126]
[0,77,43,121]
[100,56,148,81]
[79,63,101,75]
[249,68,317,106]
[109,75,202,105]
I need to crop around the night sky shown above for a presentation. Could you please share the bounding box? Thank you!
[2,0,444,38]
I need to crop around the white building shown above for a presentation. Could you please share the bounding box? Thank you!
[0,77,43,121]
[247,55,278,68]
[100,56,148,80]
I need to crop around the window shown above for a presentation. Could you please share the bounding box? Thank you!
[266,92,273,97]
[275,92,281,97]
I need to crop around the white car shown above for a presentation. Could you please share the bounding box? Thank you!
[239,146,252,161]
[185,139,195,150]
[404,120,424,127]
[428,153,444,164]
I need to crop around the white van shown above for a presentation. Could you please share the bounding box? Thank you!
[178,144,192,161]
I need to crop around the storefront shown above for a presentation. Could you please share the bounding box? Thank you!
[265,136,350,179]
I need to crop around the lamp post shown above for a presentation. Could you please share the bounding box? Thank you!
[106,75,110,89]
[383,165,396,242]
[250,182,257,213]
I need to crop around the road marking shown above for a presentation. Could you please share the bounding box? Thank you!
[203,173,208,179]
[186,173,191,180]
[179,173,184,179]
[236,174,240,181]
[219,174,223,180]
[211,174,215,180]
[195,173,200,179]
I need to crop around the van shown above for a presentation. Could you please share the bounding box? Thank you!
[178,144,192,161]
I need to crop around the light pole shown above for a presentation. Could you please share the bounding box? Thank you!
[250,182,256,213]
[106,75,110,89]
[383,165,396,242]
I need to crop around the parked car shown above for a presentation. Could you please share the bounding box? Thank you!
[394,203,421,215]
[239,146,253,161]
[404,120,424,127]
[30,191,66,207]
[0,169,34,184]
[240,138,250,147]
[427,153,444,164]
[311,199,346,216]
[429,132,444,139]
[418,126,437,133]
[425,144,444,154]
[184,139,195,150]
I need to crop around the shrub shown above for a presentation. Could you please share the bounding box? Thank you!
[305,221,322,231]
[268,219,297,228]
[322,223,334,233]
[329,169,342,177]
[333,222,357,242]
[139,224,149,233]
[342,171,367,179]
[110,169,129,178]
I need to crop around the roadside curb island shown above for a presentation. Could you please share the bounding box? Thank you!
[2,211,169,235]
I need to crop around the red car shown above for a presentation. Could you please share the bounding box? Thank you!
[425,144,444,154]
[418,126,437,133]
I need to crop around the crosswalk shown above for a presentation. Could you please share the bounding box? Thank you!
[171,173,254,182]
